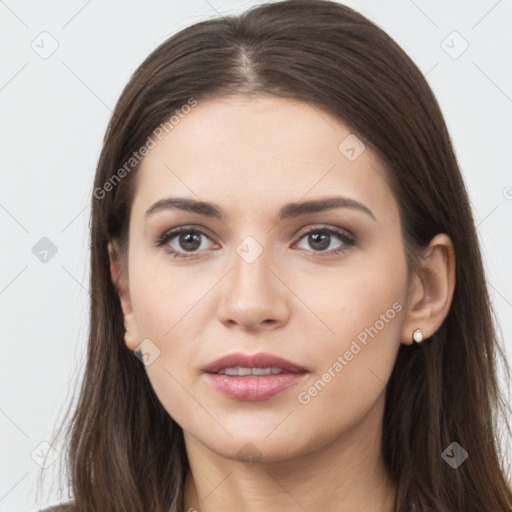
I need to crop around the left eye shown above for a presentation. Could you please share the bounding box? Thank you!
[295,228,354,254]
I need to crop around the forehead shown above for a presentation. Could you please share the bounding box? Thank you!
[133,94,393,221]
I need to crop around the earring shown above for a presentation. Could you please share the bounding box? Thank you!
[412,328,423,344]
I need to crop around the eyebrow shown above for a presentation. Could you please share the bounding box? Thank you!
[145,196,376,222]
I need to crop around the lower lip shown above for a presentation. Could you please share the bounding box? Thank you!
[203,372,309,401]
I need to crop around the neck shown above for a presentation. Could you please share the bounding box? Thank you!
[182,393,396,512]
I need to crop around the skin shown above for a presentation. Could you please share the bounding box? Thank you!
[108,94,456,512]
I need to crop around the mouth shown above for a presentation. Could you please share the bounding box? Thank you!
[202,352,310,401]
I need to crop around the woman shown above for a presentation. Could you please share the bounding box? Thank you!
[40,0,512,510]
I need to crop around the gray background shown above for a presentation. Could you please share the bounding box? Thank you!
[1,0,511,510]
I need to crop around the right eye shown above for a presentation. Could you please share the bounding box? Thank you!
[156,226,217,258]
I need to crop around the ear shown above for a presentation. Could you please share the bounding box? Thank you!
[401,233,456,345]
[108,241,140,351]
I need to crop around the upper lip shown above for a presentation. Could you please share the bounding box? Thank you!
[202,352,309,374]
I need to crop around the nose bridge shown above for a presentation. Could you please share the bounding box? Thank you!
[233,235,271,293]
[217,233,289,328]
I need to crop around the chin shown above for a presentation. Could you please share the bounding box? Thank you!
[194,431,312,465]
[229,442,296,465]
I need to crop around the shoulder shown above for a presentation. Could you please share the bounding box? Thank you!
[39,504,75,512]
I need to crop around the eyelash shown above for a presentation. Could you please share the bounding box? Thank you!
[155,225,356,259]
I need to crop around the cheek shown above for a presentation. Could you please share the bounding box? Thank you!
[300,254,406,345]
[127,256,212,423]
[290,285,405,445]
[296,250,407,401]
[305,289,403,393]
[129,251,209,341]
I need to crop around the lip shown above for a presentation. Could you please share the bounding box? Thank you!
[202,351,310,401]
[202,351,309,374]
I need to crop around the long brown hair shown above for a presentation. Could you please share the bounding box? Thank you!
[42,1,512,510]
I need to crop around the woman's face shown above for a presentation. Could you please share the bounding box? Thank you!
[114,94,414,462]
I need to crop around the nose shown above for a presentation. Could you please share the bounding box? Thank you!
[216,245,290,331]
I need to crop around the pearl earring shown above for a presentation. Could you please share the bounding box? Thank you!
[412,328,423,344]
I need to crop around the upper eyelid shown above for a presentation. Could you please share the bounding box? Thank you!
[294,223,354,239]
